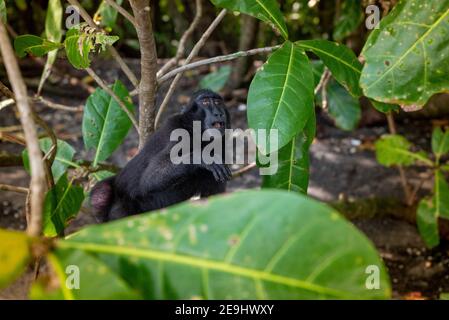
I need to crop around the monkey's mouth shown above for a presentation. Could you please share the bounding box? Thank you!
[212,121,225,129]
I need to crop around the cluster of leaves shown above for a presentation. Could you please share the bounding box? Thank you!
[19,80,134,237]
[375,128,449,247]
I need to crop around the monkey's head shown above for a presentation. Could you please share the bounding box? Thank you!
[182,89,230,135]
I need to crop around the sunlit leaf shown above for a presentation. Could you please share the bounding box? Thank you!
[360,0,449,106]
[432,127,449,160]
[0,229,30,289]
[375,134,432,167]
[14,35,61,58]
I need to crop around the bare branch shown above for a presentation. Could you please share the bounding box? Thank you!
[157,0,203,78]
[129,0,159,148]
[67,0,139,87]
[155,9,227,127]
[104,0,136,27]
[34,96,83,112]
[314,68,331,95]
[0,21,46,237]
[85,67,140,133]
[157,45,280,85]
[0,184,29,194]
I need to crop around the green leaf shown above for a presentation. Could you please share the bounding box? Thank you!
[327,80,361,131]
[50,190,390,299]
[46,250,140,299]
[199,65,232,92]
[43,174,84,237]
[370,99,399,113]
[38,0,63,93]
[22,138,76,182]
[432,127,449,160]
[417,198,439,248]
[83,80,134,166]
[0,229,30,289]
[14,35,61,58]
[63,28,93,69]
[296,39,363,97]
[92,170,116,182]
[375,134,433,167]
[211,0,288,39]
[360,0,449,107]
[0,0,6,23]
[262,114,315,193]
[333,0,363,41]
[95,0,124,29]
[248,41,314,154]
[434,170,449,220]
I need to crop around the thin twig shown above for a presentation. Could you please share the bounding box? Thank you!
[67,0,139,87]
[34,96,83,112]
[155,9,227,127]
[314,68,331,95]
[0,21,46,237]
[386,112,413,205]
[158,45,280,85]
[232,162,257,178]
[0,184,29,194]
[85,67,140,133]
[157,0,203,78]
[104,0,136,27]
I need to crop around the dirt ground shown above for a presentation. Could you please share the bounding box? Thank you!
[1,58,448,300]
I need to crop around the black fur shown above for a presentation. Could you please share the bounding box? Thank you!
[90,89,231,222]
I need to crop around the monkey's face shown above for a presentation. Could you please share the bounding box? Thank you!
[188,90,229,136]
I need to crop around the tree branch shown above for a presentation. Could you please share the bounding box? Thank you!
[104,0,136,27]
[0,21,46,237]
[67,0,139,87]
[85,67,140,133]
[155,9,227,127]
[157,45,280,85]
[0,184,29,194]
[156,0,203,78]
[129,0,159,148]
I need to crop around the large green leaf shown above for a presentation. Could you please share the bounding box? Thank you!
[432,127,449,160]
[360,0,449,107]
[333,0,363,41]
[199,65,231,92]
[262,114,315,193]
[0,229,30,289]
[22,138,76,182]
[14,35,61,58]
[0,0,6,23]
[296,39,363,97]
[48,190,390,299]
[248,41,314,154]
[43,174,85,237]
[326,80,361,131]
[375,134,433,167]
[211,0,288,39]
[38,0,63,93]
[83,80,134,166]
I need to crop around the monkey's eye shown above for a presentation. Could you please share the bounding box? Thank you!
[202,100,210,106]
[214,99,222,105]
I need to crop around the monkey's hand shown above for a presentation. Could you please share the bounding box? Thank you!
[201,163,232,182]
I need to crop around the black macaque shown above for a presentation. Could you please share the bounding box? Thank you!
[90,89,232,222]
